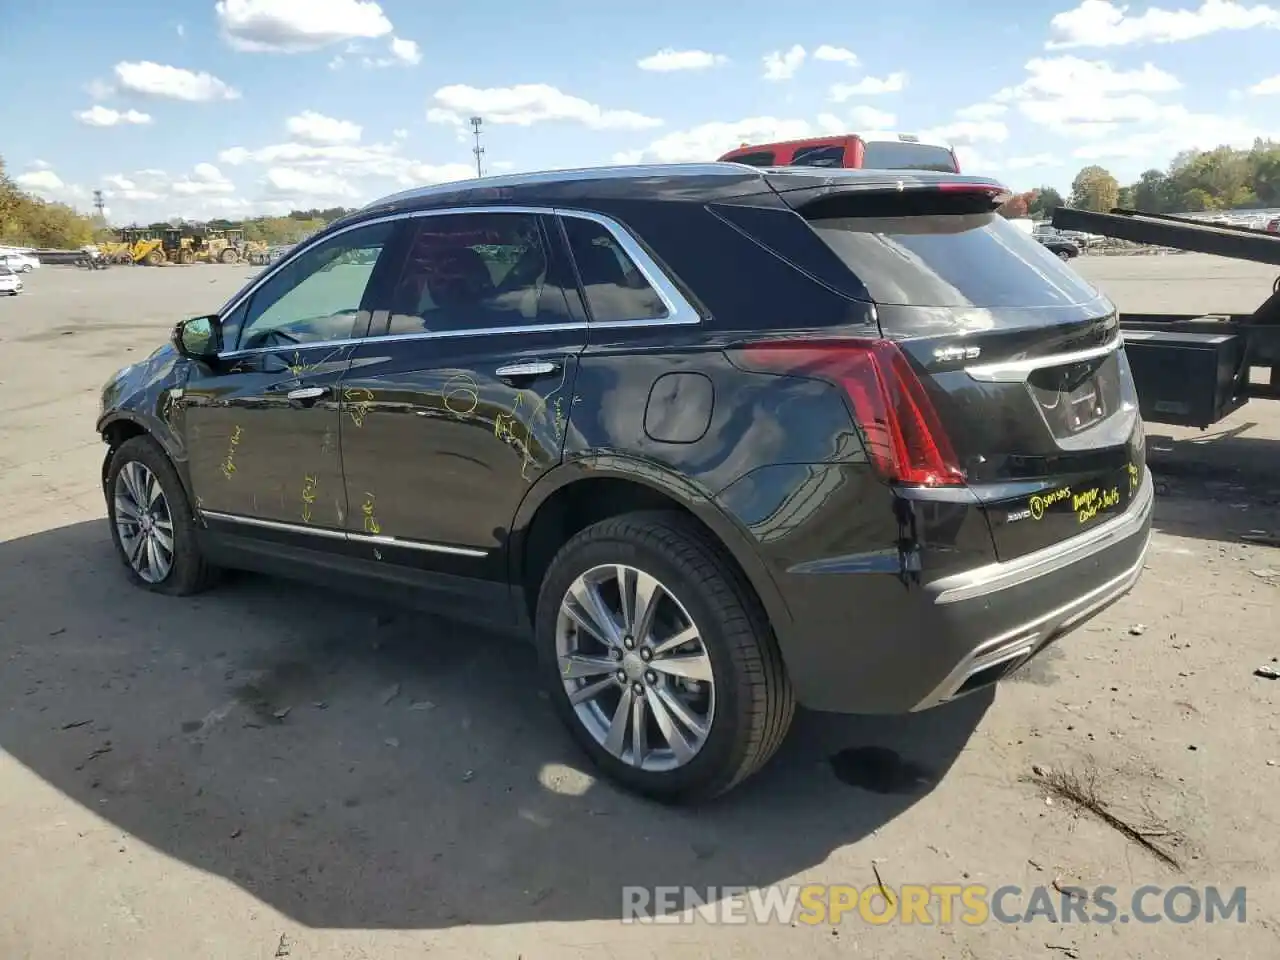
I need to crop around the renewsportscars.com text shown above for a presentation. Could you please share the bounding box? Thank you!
[621,884,1247,926]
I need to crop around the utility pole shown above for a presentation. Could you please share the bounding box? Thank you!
[470,116,485,178]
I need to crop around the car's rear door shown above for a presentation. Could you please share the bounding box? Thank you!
[336,207,585,619]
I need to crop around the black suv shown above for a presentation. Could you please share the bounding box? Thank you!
[98,164,1153,802]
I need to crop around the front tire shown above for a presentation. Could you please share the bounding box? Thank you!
[106,435,218,595]
[1058,250,1072,261]
[535,511,794,803]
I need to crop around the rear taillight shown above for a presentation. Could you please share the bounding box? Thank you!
[732,339,966,487]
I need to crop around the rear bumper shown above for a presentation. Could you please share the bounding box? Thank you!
[772,469,1154,714]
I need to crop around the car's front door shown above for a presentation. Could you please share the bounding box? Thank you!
[338,210,586,608]
[181,219,402,539]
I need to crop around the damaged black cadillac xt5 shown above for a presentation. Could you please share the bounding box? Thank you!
[97,163,1153,802]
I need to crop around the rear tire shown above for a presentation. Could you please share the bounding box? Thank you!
[105,435,219,596]
[535,511,794,803]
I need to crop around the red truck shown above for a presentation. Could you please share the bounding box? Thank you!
[718,133,960,173]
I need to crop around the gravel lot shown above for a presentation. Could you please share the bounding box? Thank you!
[1,255,1278,959]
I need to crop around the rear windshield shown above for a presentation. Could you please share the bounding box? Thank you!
[809,212,1101,307]
[860,141,958,173]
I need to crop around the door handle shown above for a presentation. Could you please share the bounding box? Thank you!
[496,360,558,381]
[286,386,327,401]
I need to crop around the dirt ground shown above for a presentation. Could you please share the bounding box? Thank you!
[1,255,1277,959]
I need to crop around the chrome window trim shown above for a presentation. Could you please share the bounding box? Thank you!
[201,509,489,557]
[215,205,700,361]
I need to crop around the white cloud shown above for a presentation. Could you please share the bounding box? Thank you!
[75,105,154,127]
[1003,154,1057,170]
[429,84,662,130]
[389,36,421,65]
[995,56,1182,137]
[921,119,1010,144]
[286,110,362,145]
[15,170,66,193]
[1071,107,1275,160]
[176,23,185,37]
[215,0,393,52]
[86,78,116,100]
[392,128,408,139]
[265,167,361,199]
[848,105,897,128]
[813,44,858,65]
[829,71,908,100]
[1249,74,1280,94]
[217,133,479,202]
[1047,0,1280,48]
[956,102,1008,121]
[763,45,806,80]
[30,159,52,170]
[114,61,240,102]
[172,163,236,195]
[615,116,816,164]
[637,48,728,71]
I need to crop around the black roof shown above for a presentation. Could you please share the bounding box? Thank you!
[324,162,1007,236]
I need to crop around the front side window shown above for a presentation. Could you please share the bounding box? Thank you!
[235,220,394,351]
[383,212,572,336]
[561,216,667,324]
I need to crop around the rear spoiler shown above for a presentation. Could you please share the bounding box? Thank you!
[762,170,1011,218]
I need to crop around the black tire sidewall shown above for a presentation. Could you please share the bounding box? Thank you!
[535,518,758,802]
[105,436,206,595]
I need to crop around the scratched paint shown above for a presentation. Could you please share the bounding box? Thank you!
[301,474,319,523]
[220,425,243,480]
[361,492,381,535]
[342,387,374,428]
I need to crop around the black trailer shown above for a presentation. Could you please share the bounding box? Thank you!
[1051,206,1280,429]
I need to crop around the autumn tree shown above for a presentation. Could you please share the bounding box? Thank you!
[1069,165,1121,212]
[997,190,1037,218]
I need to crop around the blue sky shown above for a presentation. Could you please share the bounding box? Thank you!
[1,0,1278,223]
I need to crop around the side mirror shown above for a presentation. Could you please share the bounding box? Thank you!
[172,315,222,361]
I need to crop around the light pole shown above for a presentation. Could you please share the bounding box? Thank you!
[470,116,485,178]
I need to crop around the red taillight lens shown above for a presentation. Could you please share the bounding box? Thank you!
[733,339,966,487]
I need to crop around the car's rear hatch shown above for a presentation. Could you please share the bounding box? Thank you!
[760,171,1146,562]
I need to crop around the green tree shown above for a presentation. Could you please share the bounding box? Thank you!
[1131,169,1176,213]
[1027,186,1064,218]
[1069,165,1120,212]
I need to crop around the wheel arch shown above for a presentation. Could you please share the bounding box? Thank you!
[98,413,191,500]
[510,457,793,635]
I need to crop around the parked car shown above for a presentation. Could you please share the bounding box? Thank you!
[97,163,1152,802]
[1,251,39,272]
[1039,236,1081,260]
[1266,217,1279,233]
[719,132,960,173]
[0,264,23,295]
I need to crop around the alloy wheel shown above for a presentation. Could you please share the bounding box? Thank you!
[113,461,176,584]
[555,563,716,772]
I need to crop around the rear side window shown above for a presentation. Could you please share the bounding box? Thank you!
[384,212,573,335]
[860,141,958,173]
[562,216,667,323]
[809,212,1101,308]
[727,150,775,167]
[791,145,846,168]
